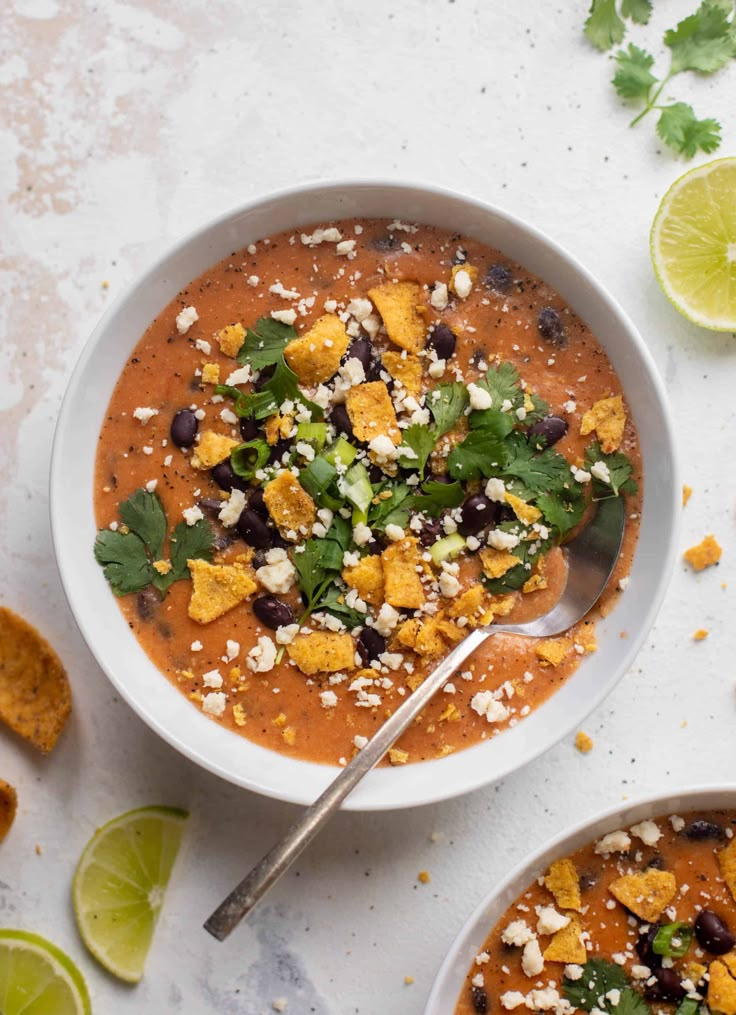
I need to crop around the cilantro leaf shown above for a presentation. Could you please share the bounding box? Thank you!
[536,489,586,539]
[407,479,464,517]
[621,0,652,25]
[585,442,638,497]
[314,587,366,629]
[502,435,572,494]
[164,519,214,586]
[613,989,652,1015]
[447,431,510,482]
[656,102,722,157]
[93,530,154,596]
[428,382,468,435]
[469,407,516,436]
[664,1,736,74]
[478,361,522,409]
[368,482,412,531]
[613,44,658,100]
[523,392,551,426]
[237,317,296,369]
[563,958,629,1011]
[397,424,436,477]
[585,0,626,51]
[118,489,167,560]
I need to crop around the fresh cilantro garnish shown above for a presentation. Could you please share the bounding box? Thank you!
[523,392,551,426]
[563,958,630,1011]
[447,430,510,482]
[407,479,465,517]
[585,441,638,497]
[481,526,553,594]
[236,317,296,369]
[589,0,734,158]
[536,489,586,538]
[367,482,412,532]
[502,434,573,493]
[292,518,359,626]
[397,424,436,477]
[94,489,214,597]
[478,361,523,410]
[614,989,652,1015]
[428,382,469,435]
[656,102,722,157]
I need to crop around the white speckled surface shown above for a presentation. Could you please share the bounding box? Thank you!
[1,2,735,1012]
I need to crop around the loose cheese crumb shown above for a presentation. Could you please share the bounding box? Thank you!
[202,691,226,716]
[176,306,199,334]
[183,505,204,527]
[133,406,159,424]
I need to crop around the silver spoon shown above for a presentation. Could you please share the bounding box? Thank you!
[204,495,625,941]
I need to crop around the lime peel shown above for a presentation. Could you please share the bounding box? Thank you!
[651,156,736,332]
[0,929,91,1015]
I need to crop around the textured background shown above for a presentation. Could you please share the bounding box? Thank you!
[1,1,735,1012]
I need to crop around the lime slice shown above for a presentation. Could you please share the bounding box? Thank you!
[72,805,187,983]
[651,157,736,331]
[0,929,91,1014]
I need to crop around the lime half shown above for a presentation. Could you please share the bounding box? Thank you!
[651,157,736,331]
[0,929,91,1014]
[72,805,187,983]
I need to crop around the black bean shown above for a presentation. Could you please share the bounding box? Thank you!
[249,487,268,516]
[537,307,567,347]
[357,628,386,666]
[239,416,259,441]
[695,910,736,954]
[684,820,726,841]
[496,505,516,524]
[451,247,467,265]
[485,263,513,294]
[372,235,396,251]
[367,463,384,484]
[646,968,684,1003]
[366,539,384,556]
[253,365,275,391]
[212,532,237,552]
[471,985,489,1014]
[578,870,597,892]
[253,595,294,630]
[136,586,160,621]
[212,461,248,493]
[268,439,291,465]
[197,497,223,513]
[636,925,663,968]
[170,409,198,448]
[528,415,568,450]
[432,473,453,484]
[458,494,498,537]
[418,517,443,547]
[428,323,457,361]
[237,508,272,549]
[645,855,665,870]
[347,338,374,372]
[330,404,355,441]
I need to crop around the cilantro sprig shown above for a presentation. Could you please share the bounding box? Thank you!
[587,0,735,158]
[563,959,651,1015]
[94,489,214,597]
[292,517,364,627]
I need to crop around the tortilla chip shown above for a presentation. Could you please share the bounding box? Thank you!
[284,314,349,386]
[543,914,587,964]
[414,616,448,657]
[682,484,693,507]
[187,560,257,624]
[447,585,487,624]
[575,731,594,754]
[264,412,294,445]
[608,868,676,921]
[286,632,356,676]
[544,858,582,911]
[684,534,722,572]
[382,537,425,609]
[382,350,423,398]
[216,322,246,357]
[580,395,626,453]
[346,381,401,444]
[0,607,71,754]
[718,839,736,904]
[708,959,736,1015]
[0,778,17,843]
[523,573,548,594]
[723,953,736,980]
[190,430,240,470]
[342,555,384,607]
[388,747,409,765]
[367,281,427,354]
[479,547,522,580]
[535,637,573,668]
[263,470,316,539]
[505,492,541,525]
[201,363,220,385]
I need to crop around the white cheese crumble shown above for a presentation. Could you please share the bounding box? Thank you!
[271,308,297,325]
[571,466,592,484]
[353,734,368,750]
[590,460,611,484]
[439,572,461,598]
[247,636,277,673]
[501,920,535,947]
[630,820,662,847]
[182,505,204,527]
[133,406,159,424]
[373,603,400,638]
[203,669,223,689]
[485,477,507,502]
[225,639,240,661]
[218,488,247,528]
[471,691,510,724]
[368,434,400,465]
[467,382,492,411]
[385,523,405,542]
[195,338,211,355]
[320,690,338,709]
[202,691,226,716]
[536,906,570,935]
[256,549,296,594]
[453,269,473,299]
[276,623,300,645]
[176,306,199,334]
[500,992,527,1009]
[430,282,449,311]
[487,529,520,550]
[352,522,373,546]
[191,640,203,652]
[594,829,632,856]
[521,938,544,977]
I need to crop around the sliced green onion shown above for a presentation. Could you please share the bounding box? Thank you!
[429,532,466,565]
[230,439,270,479]
[324,437,358,468]
[296,422,328,450]
[299,456,344,511]
[343,463,373,521]
[653,922,693,958]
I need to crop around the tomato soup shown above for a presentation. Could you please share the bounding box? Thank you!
[93,218,641,766]
[455,811,736,1015]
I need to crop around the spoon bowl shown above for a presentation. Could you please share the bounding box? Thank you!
[204,495,626,941]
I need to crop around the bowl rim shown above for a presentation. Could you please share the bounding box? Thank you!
[50,177,681,810]
[424,784,736,1014]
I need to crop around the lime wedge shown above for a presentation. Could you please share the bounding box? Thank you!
[72,805,187,983]
[0,929,91,1014]
[651,157,736,331]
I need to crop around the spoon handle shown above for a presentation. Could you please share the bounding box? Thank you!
[204,625,489,941]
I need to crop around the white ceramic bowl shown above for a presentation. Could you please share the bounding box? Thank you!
[425,785,735,1013]
[51,180,679,811]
